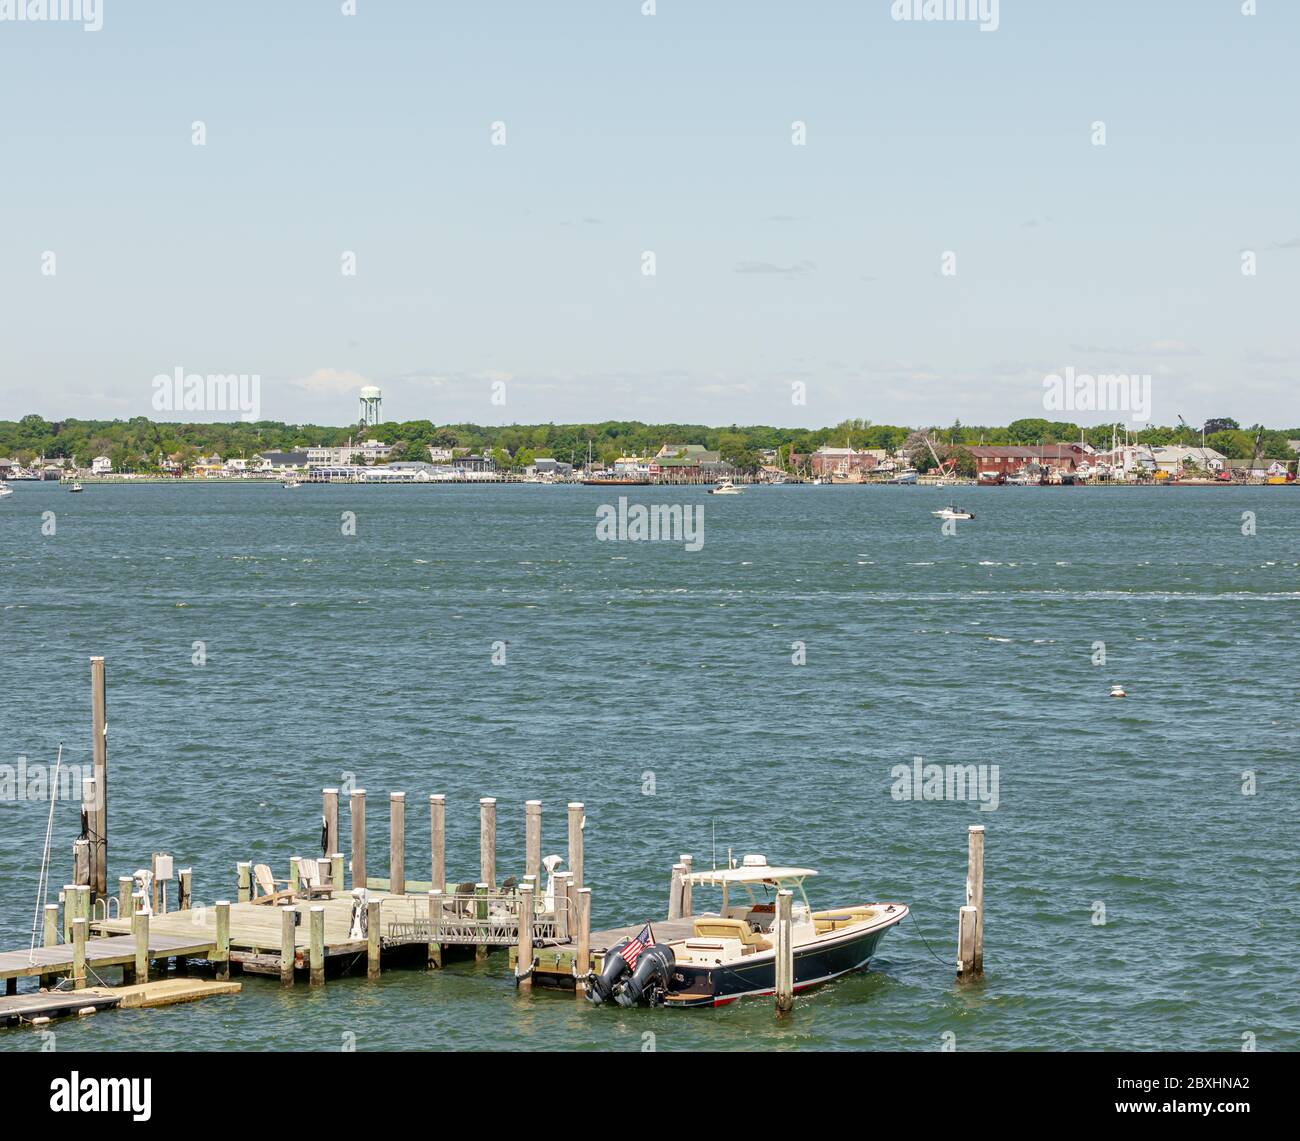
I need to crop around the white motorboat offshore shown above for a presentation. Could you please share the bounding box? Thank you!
[708,480,744,495]
[68,481,83,493]
[584,854,908,1008]
[283,477,301,489]
[0,481,13,498]
[932,506,974,520]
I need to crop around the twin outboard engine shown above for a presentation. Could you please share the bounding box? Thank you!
[614,943,675,1007]
[585,939,631,1004]
[585,940,677,1007]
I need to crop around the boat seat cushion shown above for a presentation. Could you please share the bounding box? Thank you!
[693,917,772,951]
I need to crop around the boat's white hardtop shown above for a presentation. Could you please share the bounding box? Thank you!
[687,866,817,886]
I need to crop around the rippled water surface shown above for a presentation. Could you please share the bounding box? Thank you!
[1,482,1297,1051]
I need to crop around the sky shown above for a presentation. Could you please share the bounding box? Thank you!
[1,0,1297,430]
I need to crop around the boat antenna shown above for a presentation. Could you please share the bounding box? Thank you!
[712,819,716,871]
[29,743,63,963]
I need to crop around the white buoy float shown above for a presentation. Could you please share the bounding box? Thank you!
[1109,685,1127,698]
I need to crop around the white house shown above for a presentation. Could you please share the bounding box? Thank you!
[91,456,112,475]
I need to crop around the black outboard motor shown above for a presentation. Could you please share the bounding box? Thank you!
[585,939,631,1004]
[614,943,676,1007]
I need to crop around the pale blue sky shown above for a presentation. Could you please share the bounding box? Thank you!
[1,0,1297,428]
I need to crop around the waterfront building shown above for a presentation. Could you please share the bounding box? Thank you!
[91,455,113,475]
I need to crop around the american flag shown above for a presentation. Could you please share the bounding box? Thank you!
[619,923,655,968]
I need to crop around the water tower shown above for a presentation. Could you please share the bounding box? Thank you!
[358,385,383,427]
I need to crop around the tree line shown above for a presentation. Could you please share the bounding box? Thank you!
[0,414,1295,473]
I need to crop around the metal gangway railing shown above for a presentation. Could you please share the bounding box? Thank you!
[381,889,571,948]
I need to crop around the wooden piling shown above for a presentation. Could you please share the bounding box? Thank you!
[236,861,251,905]
[322,787,339,857]
[366,899,381,979]
[967,824,985,975]
[957,905,978,982]
[567,802,584,890]
[81,776,98,900]
[214,900,231,981]
[330,852,344,893]
[516,881,535,989]
[71,917,87,989]
[132,897,149,983]
[178,868,192,911]
[89,656,108,902]
[40,904,58,987]
[576,887,591,995]
[289,855,302,898]
[429,794,445,893]
[479,798,497,889]
[350,788,366,889]
[427,890,443,969]
[680,854,693,917]
[774,889,793,1013]
[279,906,296,987]
[118,875,132,919]
[525,800,542,885]
[667,863,685,921]
[390,792,406,895]
[309,906,325,987]
[61,884,74,943]
[553,872,571,941]
[474,882,489,961]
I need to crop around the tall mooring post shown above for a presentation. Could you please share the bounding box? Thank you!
[89,656,108,901]
[567,802,584,890]
[480,797,497,889]
[958,824,985,982]
[525,800,542,885]
[390,792,406,895]
[322,788,339,857]
[774,889,794,1013]
[429,794,445,893]
[350,788,366,889]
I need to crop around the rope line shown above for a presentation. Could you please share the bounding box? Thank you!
[906,908,951,968]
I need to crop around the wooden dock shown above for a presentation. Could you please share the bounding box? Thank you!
[0,933,216,988]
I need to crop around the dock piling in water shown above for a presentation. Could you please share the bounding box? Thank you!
[575,887,591,996]
[322,788,339,857]
[516,881,534,989]
[366,899,381,979]
[479,798,497,889]
[967,824,985,976]
[525,800,541,884]
[667,863,685,921]
[279,906,295,987]
[309,906,325,986]
[429,794,445,894]
[957,906,978,982]
[89,656,108,902]
[71,918,87,989]
[427,890,442,969]
[390,792,406,895]
[567,802,584,890]
[679,854,693,917]
[774,889,793,1013]
[350,789,366,889]
[132,897,149,982]
[214,901,231,981]
[236,861,251,904]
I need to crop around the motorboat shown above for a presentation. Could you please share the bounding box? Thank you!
[585,854,907,1008]
[708,480,744,495]
[0,481,12,498]
[283,477,301,489]
[68,482,83,493]
[932,506,974,520]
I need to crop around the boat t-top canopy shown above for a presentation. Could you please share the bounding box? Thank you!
[687,865,817,887]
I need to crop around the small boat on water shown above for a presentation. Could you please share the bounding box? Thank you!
[932,506,974,520]
[68,482,83,493]
[283,477,300,489]
[585,855,907,1008]
[0,481,12,498]
[708,480,744,495]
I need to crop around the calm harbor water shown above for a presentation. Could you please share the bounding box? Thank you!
[1,481,1297,1052]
